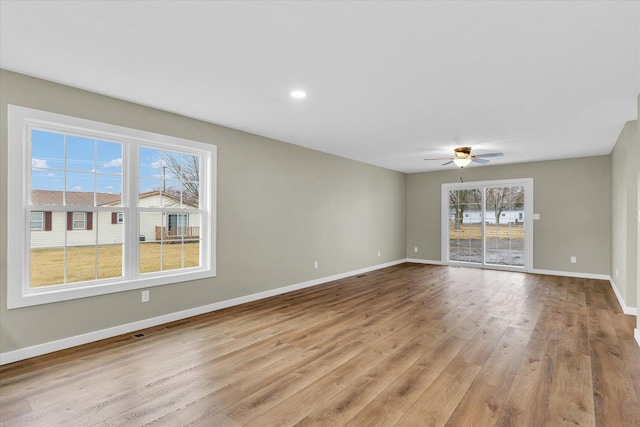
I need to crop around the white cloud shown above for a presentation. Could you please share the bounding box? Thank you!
[32,158,48,168]
[104,158,122,168]
[72,186,82,191]
[151,159,167,169]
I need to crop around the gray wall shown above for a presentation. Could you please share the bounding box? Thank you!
[0,68,633,357]
[406,156,611,275]
[611,120,639,311]
[0,70,407,354]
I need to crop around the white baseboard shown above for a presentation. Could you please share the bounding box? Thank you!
[635,329,640,349]
[0,259,406,365]
[608,278,638,316]
[529,268,611,281]
[405,258,445,265]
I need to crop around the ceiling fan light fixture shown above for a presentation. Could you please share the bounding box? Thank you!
[453,157,472,168]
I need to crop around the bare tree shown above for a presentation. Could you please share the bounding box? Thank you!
[486,186,524,224]
[449,189,481,229]
[162,154,200,207]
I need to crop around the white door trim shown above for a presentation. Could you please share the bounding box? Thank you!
[441,178,534,272]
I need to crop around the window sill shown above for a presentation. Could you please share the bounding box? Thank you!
[8,268,216,309]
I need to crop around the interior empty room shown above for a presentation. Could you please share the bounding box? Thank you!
[1,1,639,426]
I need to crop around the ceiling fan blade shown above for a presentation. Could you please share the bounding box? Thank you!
[474,152,504,158]
[424,157,454,161]
[472,158,489,164]
[441,160,453,166]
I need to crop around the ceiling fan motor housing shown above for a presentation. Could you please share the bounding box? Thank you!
[454,147,472,159]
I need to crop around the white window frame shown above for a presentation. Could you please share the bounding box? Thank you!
[30,211,44,231]
[441,178,533,272]
[7,105,217,309]
[117,212,124,224]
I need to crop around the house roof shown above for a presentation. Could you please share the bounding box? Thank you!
[32,190,122,206]
[31,190,197,207]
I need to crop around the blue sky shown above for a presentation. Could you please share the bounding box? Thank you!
[30,129,195,197]
[31,129,122,195]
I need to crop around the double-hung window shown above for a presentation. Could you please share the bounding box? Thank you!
[30,212,44,230]
[72,212,87,230]
[7,105,217,308]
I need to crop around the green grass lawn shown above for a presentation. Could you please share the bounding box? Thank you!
[30,243,200,287]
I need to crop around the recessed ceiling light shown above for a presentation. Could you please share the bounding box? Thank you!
[290,90,307,99]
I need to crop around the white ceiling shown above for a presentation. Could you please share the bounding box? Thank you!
[1,1,638,173]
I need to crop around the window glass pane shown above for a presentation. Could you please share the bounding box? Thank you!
[97,244,122,280]
[31,214,64,248]
[30,247,64,287]
[485,186,524,267]
[97,212,123,280]
[140,242,162,274]
[66,172,95,206]
[66,212,97,283]
[448,189,482,263]
[164,181,181,207]
[96,140,122,174]
[67,246,96,283]
[181,154,200,208]
[139,147,164,179]
[182,181,199,208]
[139,148,200,209]
[183,240,200,268]
[66,135,95,172]
[183,212,200,268]
[139,212,163,273]
[32,170,64,206]
[139,179,162,207]
[32,130,64,170]
[96,175,122,206]
[162,243,183,271]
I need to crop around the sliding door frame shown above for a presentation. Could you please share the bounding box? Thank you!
[441,178,534,272]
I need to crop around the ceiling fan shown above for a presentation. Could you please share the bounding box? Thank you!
[424,146,504,168]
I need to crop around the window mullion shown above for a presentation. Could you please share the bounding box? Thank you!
[125,140,139,279]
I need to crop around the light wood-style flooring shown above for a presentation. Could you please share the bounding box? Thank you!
[1,263,640,426]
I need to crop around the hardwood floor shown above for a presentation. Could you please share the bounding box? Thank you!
[1,263,639,426]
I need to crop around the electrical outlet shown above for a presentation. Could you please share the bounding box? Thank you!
[377,250,381,257]
[414,247,418,253]
[314,261,318,269]
[570,256,576,264]
[141,290,150,302]
[616,268,619,279]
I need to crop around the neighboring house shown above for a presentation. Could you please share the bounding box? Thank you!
[30,190,200,248]
[451,209,525,225]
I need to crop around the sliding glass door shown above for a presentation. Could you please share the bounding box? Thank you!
[443,179,532,271]
[448,188,483,264]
